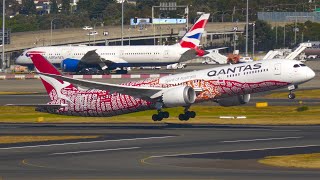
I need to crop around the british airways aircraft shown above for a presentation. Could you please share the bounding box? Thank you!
[15,14,210,74]
[7,53,315,121]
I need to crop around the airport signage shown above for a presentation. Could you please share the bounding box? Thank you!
[130,18,186,25]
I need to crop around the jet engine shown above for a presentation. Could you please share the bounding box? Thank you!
[217,94,251,107]
[162,86,196,107]
[61,58,81,72]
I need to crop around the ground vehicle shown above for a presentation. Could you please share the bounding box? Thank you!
[239,56,253,63]
[87,31,98,36]
[83,26,93,30]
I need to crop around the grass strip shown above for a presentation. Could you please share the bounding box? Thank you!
[265,89,320,99]
[258,153,320,169]
[0,106,319,125]
[0,135,99,144]
[0,92,39,95]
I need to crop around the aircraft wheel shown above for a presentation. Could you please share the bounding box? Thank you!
[161,111,169,118]
[189,111,196,118]
[179,114,189,121]
[288,93,296,99]
[152,114,158,121]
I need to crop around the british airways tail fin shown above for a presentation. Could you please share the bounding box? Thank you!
[29,53,78,101]
[179,13,210,49]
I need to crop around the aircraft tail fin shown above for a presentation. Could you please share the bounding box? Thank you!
[29,53,78,101]
[179,13,210,49]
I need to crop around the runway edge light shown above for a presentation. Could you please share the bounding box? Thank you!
[256,102,268,108]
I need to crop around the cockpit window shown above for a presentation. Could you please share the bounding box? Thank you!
[300,64,306,67]
[293,64,300,68]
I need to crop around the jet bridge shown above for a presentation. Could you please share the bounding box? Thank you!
[285,43,312,60]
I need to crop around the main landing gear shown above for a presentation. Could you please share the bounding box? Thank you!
[152,111,169,121]
[288,85,297,99]
[151,103,196,121]
[178,106,196,121]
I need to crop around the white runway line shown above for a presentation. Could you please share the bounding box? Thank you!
[221,136,303,143]
[51,146,140,155]
[0,136,176,150]
[149,144,320,158]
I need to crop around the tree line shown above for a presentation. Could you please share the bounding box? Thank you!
[0,0,320,51]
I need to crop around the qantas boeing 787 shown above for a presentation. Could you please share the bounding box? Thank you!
[15,14,210,74]
[7,53,315,121]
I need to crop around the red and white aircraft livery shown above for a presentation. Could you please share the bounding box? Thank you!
[15,14,210,74]
[9,53,315,121]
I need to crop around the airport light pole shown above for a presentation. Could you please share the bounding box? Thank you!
[50,18,58,46]
[245,0,249,57]
[2,0,5,71]
[121,0,124,46]
[93,22,103,44]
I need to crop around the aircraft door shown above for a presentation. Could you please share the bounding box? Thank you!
[163,50,169,59]
[119,50,124,58]
[274,63,281,75]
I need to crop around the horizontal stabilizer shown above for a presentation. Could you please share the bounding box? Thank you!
[37,72,166,100]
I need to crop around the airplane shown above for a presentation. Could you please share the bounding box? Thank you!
[15,14,211,74]
[7,53,315,121]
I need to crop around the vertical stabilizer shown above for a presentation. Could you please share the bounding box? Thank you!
[29,53,77,101]
[179,13,210,49]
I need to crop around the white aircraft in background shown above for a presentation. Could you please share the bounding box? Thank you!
[7,53,315,121]
[15,14,210,74]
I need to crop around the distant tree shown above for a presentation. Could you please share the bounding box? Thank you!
[50,0,59,14]
[61,0,71,14]
[21,0,36,15]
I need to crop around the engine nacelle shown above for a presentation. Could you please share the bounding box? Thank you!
[162,86,196,107]
[218,94,251,107]
[61,59,81,72]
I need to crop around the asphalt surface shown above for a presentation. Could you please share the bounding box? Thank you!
[0,124,320,180]
[0,94,319,106]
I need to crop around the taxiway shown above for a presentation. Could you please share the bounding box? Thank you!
[0,124,319,180]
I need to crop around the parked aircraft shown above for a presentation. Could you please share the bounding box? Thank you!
[8,53,315,121]
[15,14,210,74]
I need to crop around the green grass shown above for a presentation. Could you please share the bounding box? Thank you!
[259,153,320,169]
[0,92,39,95]
[0,135,99,144]
[1,105,320,125]
[265,89,320,99]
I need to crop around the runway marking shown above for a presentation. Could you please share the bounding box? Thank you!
[221,136,303,143]
[22,159,47,168]
[145,144,320,159]
[51,146,140,155]
[0,136,175,150]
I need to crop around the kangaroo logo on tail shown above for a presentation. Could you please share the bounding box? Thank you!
[29,53,77,103]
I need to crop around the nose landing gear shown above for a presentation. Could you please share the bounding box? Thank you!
[288,85,298,99]
[288,92,296,99]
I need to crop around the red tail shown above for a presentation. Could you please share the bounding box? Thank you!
[29,53,77,96]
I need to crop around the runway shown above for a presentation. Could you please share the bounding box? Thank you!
[1,94,319,106]
[0,124,320,180]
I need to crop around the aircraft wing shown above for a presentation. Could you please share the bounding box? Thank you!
[37,72,166,100]
[178,49,198,62]
[80,49,101,64]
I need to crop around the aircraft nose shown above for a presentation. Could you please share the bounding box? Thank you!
[15,56,22,64]
[306,68,316,80]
